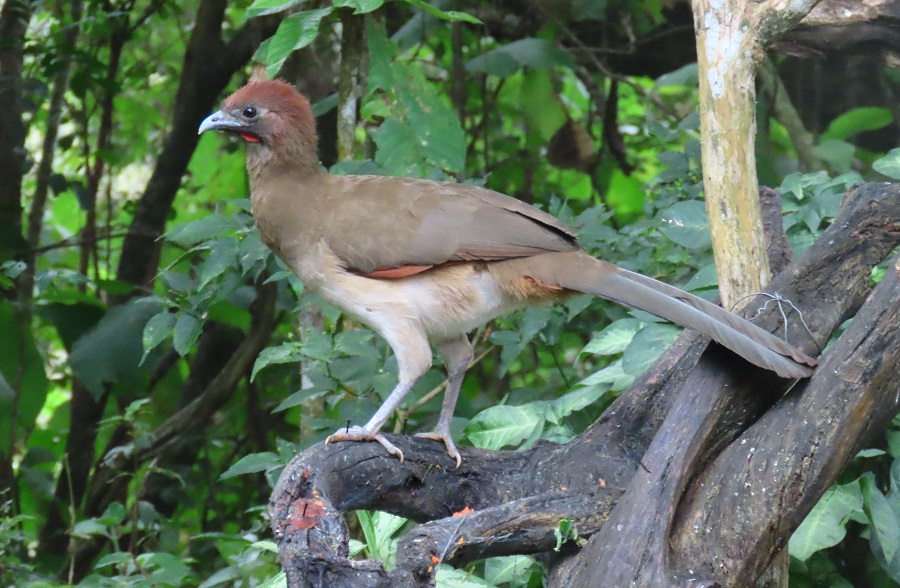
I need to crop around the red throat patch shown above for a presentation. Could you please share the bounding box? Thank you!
[239,132,261,143]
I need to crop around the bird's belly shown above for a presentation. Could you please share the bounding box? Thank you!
[309,261,520,343]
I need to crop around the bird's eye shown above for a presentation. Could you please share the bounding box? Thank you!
[242,106,258,119]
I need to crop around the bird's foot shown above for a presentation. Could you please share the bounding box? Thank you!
[415,429,462,468]
[326,426,404,462]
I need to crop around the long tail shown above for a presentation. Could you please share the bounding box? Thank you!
[494,251,817,379]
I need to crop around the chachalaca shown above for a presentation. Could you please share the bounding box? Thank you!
[199,80,817,466]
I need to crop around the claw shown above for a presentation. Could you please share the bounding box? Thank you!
[415,430,462,468]
[326,426,405,462]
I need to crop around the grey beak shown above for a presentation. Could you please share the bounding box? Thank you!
[198,110,245,135]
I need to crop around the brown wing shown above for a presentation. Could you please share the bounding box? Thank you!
[321,175,580,275]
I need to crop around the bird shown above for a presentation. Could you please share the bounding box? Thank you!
[198,80,817,466]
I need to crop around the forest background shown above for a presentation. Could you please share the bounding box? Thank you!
[0,0,898,586]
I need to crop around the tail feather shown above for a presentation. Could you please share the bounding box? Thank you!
[502,251,817,379]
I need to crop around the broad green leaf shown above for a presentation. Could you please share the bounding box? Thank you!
[199,237,240,288]
[96,502,126,525]
[260,572,287,588]
[822,107,892,141]
[861,476,900,566]
[333,0,384,14]
[94,552,133,568]
[684,263,719,292]
[142,311,176,361]
[873,148,900,180]
[246,0,307,18]
[519,70,567,141]
[606,169,645,215]
[621,323,681,376]
[166,213,241,245]
[814,139,855,174]
[69,298,165,398]
[300,329,333,362]
[357,510,407,565]
[0,302,49,455]
[265,8,334,76]
[549,384,611,423]
[72,519,109,538]
[467,38,573,76]
[654,63,698,89]
[659,200,711,249]
[577,359,633,391]
[790,482,863,561]
[465,404,545,450]
[173,312,202,356]
[220,452,281,479]
[582,318,643,356]
[401,0,481,23]
[483,555,537,585]
[373,117,423,175]
[435,565,496,587]
[141,552,191,585]
[251,342,303,381]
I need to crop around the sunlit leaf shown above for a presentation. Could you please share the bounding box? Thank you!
[465,404,545,450]
[790,482,862,561]
[659,200,711,249]
[220,452,281,479]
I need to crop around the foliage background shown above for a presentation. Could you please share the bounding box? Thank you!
[0,0,898,585]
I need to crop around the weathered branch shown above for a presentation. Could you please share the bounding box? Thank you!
[269,183,900,587]
[777,0,900,57]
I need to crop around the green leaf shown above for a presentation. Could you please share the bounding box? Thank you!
[251,342,303,381]
[621,323,681,376]
[401,0,481,24]
[577,359,633,391]
[467,38,573,76]
[659,200,711,249]
[582,318,643,356]
[265,8,334,77]
[789,482,862,561]
[300,329,333,362]
[435,565,496,587]
[483,555,537,585]
[862,476,900,566]
[166,213,241,245]
[606,169,645,217]
[95,552,133,568]
[173,312,202,356]
[142,311,176,362]
[814,139,855,173]
[70,298,166,398]
[654,63,698,89]
[873,148,900,180]
[0,302,49,456]
[333,0,384,14]
[199,237,240,288]
[822,107,892,141]
[465,404,545,450]
[220,452,282,479]
[246,0,308,18]
[549,384,611,422]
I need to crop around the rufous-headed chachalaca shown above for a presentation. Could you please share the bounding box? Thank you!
[199,80,817,466]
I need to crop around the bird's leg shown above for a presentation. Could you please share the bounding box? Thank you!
[416,335,473,467]
[326,327,432,462]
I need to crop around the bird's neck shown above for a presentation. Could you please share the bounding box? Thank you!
[245,134,321,185]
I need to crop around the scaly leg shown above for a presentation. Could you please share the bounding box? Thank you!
[416,335,473,467]
[327,326,432,462]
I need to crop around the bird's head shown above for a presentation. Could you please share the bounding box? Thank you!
[199,80,319,175]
